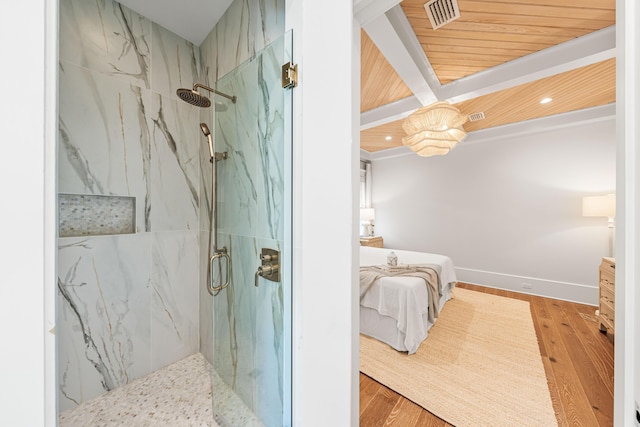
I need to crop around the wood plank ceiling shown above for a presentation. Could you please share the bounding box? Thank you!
[360,0,616,153]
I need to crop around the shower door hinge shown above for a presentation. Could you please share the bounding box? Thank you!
[282,62,298,89]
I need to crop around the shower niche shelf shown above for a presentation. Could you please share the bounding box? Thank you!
[58,193,136,237]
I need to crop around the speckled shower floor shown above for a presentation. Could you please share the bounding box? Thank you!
[59,353,264,427]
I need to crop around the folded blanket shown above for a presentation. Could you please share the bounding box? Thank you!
[360,264,442,323]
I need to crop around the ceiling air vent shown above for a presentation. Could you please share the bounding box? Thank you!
[468,112,485,122]
[424,0,461,30]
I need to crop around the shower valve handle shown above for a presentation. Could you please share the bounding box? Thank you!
[255,264,279,287]
[255,248,281,287]
[260,253,278,262]
[259,264,278,276]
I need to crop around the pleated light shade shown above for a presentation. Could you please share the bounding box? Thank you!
[402,102,468,157]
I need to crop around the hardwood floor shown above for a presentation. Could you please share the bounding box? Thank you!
[359,283,615,427]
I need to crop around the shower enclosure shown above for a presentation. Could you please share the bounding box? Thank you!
[204,32,293,427]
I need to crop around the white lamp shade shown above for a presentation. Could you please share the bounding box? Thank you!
[583,194,616,217]
[360,208,375,222]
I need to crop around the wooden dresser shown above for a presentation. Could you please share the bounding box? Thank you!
[598,257,615,336]
[360,236,383,248]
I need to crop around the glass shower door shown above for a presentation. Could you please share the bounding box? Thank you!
[210,31,292,427]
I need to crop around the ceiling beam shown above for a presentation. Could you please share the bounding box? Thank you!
[360,95,421,130]
[440,25,616,104]
[359,24,616,130]
[385,6,441,96]
[354,0,402,26]
[363,6,439,107]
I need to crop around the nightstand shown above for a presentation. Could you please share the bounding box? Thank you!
[598,257,615,337]
[360,236,383,248]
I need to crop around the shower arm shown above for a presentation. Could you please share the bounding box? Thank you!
[193,83,237,104]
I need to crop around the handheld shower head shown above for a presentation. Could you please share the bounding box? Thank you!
[200,123,214,161]
[200,123,211,137]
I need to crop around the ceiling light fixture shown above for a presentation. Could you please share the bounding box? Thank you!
[385,136,392,141]
[401,101,468,157]
[540,97,552,104]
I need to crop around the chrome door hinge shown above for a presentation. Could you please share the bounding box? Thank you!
[282,62,298,89]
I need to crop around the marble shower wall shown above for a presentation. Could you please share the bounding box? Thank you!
[197,0,285,370]
[58,0,203,411]
[197,2,286,425]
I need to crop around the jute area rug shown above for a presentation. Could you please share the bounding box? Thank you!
[360,288,558,427]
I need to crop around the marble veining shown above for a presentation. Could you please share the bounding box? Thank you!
[151,22,201,101]
[198,10,288,423]
[60,0,151,89]
[58,120,107,196]
[57,235,152,411]
[196,0,286,257]
[58,61,151,233]
[58,0,290,422]
[58,0,204,411]
[150,94,201,231]
[255,39,285,240]
[205,0,285,81]
[150,232,200,371]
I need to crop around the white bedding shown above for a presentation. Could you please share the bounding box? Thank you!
[359,246,457,354]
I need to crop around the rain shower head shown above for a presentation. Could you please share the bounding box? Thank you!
[176,83,237,108]
[177,88,211,108]
[200,123,211,137]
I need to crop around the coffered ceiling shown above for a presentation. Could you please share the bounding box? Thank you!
[357,0,616,153]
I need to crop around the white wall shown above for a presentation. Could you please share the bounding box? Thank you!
[616,0,639,424]
[371,117,615,305]
[287,0,359,426]
[0,0,57,425]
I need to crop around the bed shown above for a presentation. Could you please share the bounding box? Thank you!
[359,246,457,354]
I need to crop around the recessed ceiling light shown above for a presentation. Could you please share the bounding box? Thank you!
[540,97,552,104]
[385,136,392,141]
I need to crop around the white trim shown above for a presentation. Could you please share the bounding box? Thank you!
[360,95,421,130]
[287,0,357,425]
[455,268,598,306]
[0,0,54,424]
[351,21,362,427]
[353,0,401,26]
[363,12,438,106]
[463,104,616,146]
[45,0,59,424]
[359,148,373,161]
[368,145,413,161]
[615,0,638,424]
[385,6,442,96]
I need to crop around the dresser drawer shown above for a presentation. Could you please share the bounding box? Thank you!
[600,258,615,276]
[599,271,615,294]
[600,285,614,307]
[360,236,383,248]
[598,257,616,336]
[600,303,614,329]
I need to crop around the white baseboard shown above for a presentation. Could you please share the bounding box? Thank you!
[454,267,598,306]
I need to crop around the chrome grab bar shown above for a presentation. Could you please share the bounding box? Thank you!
[209,247,230,296]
